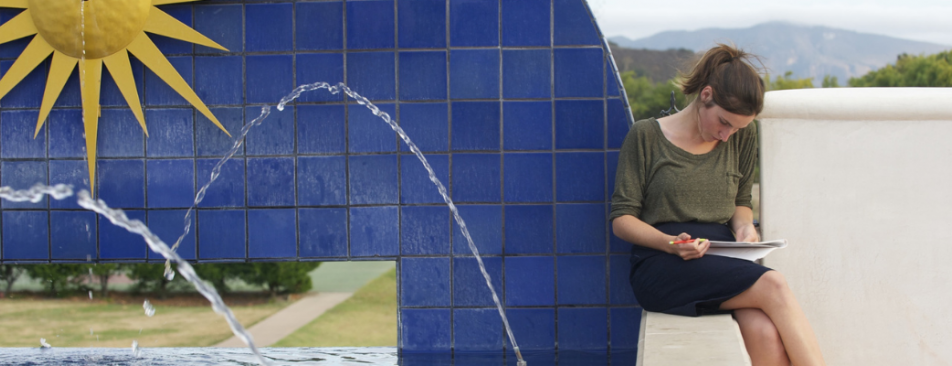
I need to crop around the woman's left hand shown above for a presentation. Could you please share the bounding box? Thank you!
[734,224,760,242]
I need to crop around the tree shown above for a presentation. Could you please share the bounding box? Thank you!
[24,264,87,296]
[126,263,185,299]
[621,71,687,121]
[765,71,814,90]
[849,51,952,87]
[822,75,840,88]
[236,262,321,299]
[193,263,241,294]
[0,265,25,297]
[87,263,122,298]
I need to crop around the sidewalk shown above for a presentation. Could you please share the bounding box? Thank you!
[215,261,395,347]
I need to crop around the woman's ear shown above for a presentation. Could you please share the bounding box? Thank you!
[700,86,715,106]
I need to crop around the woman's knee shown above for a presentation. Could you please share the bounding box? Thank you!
[756,271,793,299]
[737,309,782,343]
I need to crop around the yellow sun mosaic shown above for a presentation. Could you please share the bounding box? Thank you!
[0,0,231,192]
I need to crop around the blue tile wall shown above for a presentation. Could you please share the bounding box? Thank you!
[0,0,638,355]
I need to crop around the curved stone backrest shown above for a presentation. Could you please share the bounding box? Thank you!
[0,0,639,355]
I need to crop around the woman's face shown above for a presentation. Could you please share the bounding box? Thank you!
[697,86,756,142]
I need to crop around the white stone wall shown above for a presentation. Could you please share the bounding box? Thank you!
[759,88,952,365]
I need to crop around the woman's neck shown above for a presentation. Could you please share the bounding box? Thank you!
[658,101,719,154]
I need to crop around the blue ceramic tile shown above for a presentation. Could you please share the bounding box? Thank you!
[501,0,550,46]
[195,3,242,53]
[99,109,145,157]
[1,110,45,158]
[146,109,194,157]
[454,256,502,306]
[0,60,43,108]
[610,255,636,305]
[401,257,450,306]
[350,206,399,257]
[611,308,642,350]
[454,352,504,366]
[196,107,243,157]
[50,211,97,260]
[295,53,345,103]
[50,68,78,107]
[553,0,601,46]
[401,354,453,366]
[556,203,606,253]
[453,205,502,255]
[504,256,554,306]
[349,155,398,204]
[246,106,294,155]
[100,210,147,259]
[349,103,396,153]
[607,60,621,97]
[196,159,244,207]
[147,159,195,208]
[557,255,606,305]
[247,157,295,207]
[451,101,499,151]
[454,308,503,351]
[450,50,499,99]
[246,55,293,104]
[249,209,297,258]
[399,51,447,101]
[299,208,348,257]
[503,50,551,99]
[2,211,48,260]
[97,160,144,209]
[1,161,47,209]
[611,351,639,366]
[49,160,89,210]
[150,5,192,54]
[401,206,450,255]
[346,52,396,101]
[297,156,347,206]
[504,205,553,254]
[246,3,293,52]
[148,210,196,261]
[144,56,191,106]
[450,0,498,47]
[503,101,552,151]
[48,110,85,158]
[347,0,395,50]
[100,58,144,107]
[401,308,451,352]
[558,308,607,350]
[195,56,243,105]
[556,152,604,201]
[554,48,603,98]
[606,151,619,208]
[198,210,245,259]
[296,2,343,51]
[401,154,449,204]
[506,309,555,350]
[503,153,552,203]
[452,154,500,203]
[297,104,345,153]
[398,0,446,48]
[607,99,629,149]
[555,100,603,149]
[0,10,29,58]
[399,102,448,152]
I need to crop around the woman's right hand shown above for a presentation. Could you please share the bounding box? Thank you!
[669,232,710,260]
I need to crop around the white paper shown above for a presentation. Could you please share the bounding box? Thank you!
[704,239,787,261]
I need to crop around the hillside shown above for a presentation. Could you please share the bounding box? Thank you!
[608,45,697,82]
[608,21,950,83]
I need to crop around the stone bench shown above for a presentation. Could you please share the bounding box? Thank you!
[637,311,750,366]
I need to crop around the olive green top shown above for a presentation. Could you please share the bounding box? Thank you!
[609,118,757,225]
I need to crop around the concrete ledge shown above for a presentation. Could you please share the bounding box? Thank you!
[637,311,750,366]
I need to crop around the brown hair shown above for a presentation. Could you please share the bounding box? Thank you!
[678,44,765,116]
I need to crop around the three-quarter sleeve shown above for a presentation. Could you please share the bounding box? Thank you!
[609,123,648,222]
[734,121,758,208]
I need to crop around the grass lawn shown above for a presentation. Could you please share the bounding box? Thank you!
[0,294,286,348]
[273,268,397,347]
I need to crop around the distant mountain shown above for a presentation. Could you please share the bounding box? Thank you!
[607,45,697,82]
[608,22,950,83]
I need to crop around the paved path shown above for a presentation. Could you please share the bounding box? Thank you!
[214,261,395,347]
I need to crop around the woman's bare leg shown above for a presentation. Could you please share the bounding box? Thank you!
[734,308,790,366]
[720,271,825,366]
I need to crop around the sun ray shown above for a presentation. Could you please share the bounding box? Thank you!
[35,51,78,138]
[81,58,103,194]
[142,8,227,51]
[0,9,36,46]
[151,0,202,5]
[102,50,147,136]
[126,33,230,136]
[0,0,27,9]
[0,35,53,100]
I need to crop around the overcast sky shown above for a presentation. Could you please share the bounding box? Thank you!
[588,0,952,46]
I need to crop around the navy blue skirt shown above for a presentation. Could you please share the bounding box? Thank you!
[629,222,772,316]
